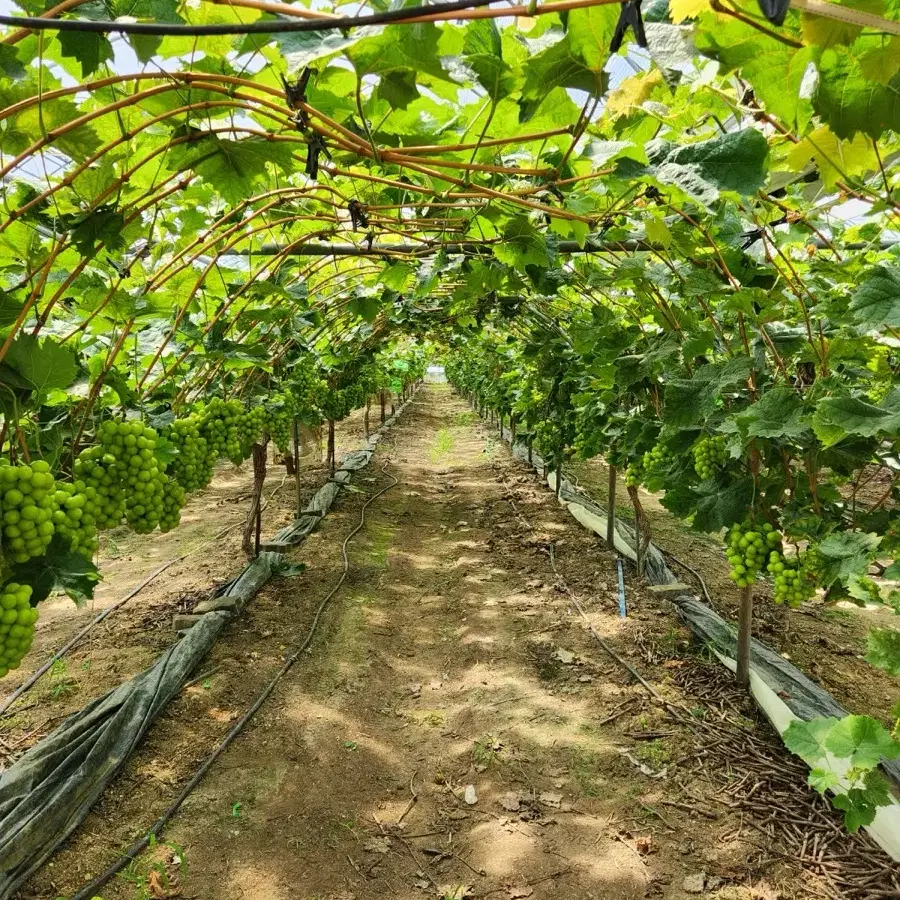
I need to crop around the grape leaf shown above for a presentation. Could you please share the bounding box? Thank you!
[825,715,900,768]
[0,335,77,397]
[463,19,516,101]
[656,129,770,204]
[850,263,900,329]
[812,395,900,446]
[735,386,810,440]
[783,717,839,765]
[57,31,113,77]
[866,627,900,676]
[10,535,101,606]
[814,46,900,139]
[493,217,552,271]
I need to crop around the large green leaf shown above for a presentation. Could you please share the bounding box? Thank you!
[349,23,451,82]
[850,264,900,329]
[493,217,552,271]
[812,395,900,446]
[824,715,900,768]
[694,16,813,131]
[814,46,900,139]
[663,356,751,427]
[866,627,900,676]
[0,335,77,397]
[519,31,605,119]
[277,27,383,73]
[463,19,516,101]
[654,129,769,205]
[735,385,810,440]
[10,535,100,606]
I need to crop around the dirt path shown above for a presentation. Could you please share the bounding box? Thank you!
[16,386,899,900]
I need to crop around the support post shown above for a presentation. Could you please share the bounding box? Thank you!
[499,413,504,439]
[364,398,370,438]
[555,454,562,500]
[607,464,617,548]
[380,390,386,424]
[736,585,753,687]
[527,436,533,465]
[510,415,516,446]
[242,439,267,556]
[328,420,336,475]
[292,418,302,518]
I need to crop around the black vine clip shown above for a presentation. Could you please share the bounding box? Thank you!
[305,133,331,181]
[348,199,369,230]
[281,67,315,111]
[365,231,375,251]
[292,108,310,132]
[755,0,790,25]
[609,0,647,52]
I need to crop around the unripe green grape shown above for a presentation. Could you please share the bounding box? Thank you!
[159,481,186,533]
[0,460,56,563]
[167,415,214,491]
[693,435,727,480]
[0,582,37,677]
[52,481,98,559]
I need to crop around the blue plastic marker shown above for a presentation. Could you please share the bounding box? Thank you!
[617,558,626,617]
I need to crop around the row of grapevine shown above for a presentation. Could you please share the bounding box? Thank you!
[0,339,429,679]
[444,321,899,833]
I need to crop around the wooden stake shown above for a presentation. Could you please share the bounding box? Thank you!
[328,419,336,475]
[364,398,370,438]
[242,438,267,556]
[292,417,302,518]
[380,390,386,423]
[607,464,617,548]
[736,585,753,687]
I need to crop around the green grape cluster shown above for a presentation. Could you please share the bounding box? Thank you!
[725,521,782,587]
[237,406,267,460]
[199,398,244,462]
[0,460,56,563]
[0,582,37,677]
[97,420,167,534]
[642,445,665,473]
[52,481,98,558]
[167,415,214,491]
[73,445,126,530]
[693,435,727,480]
[868,381,892,404]
[265,403,293,454]
[159,481,186,533]
[767,551,810,607]
[624,462,643,487]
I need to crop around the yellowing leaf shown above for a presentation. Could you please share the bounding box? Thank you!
[606,70,663,119]
[645,215,672,248]
[786,125,878,189]
[669,0,710,22]
[859,36,900,84]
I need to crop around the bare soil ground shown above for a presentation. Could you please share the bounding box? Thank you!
[6,387,899,900]
[564,457,900,725]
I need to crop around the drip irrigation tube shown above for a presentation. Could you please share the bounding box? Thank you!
[69,461,399,900]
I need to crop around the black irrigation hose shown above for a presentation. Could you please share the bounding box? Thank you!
[70,459,399,900]
[0,0,496,35]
